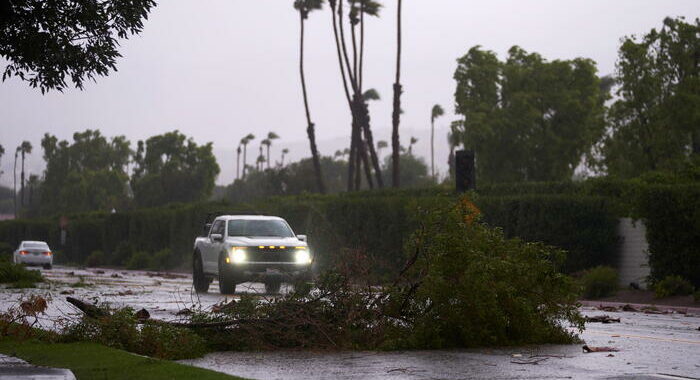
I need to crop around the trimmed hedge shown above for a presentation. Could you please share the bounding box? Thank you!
[636,184,700,288]
[478,195,620,273]
[0,190,620,277]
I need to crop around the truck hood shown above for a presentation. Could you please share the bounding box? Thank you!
[226,236,307,247]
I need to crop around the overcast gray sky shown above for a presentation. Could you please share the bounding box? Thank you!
[1,0,698,187]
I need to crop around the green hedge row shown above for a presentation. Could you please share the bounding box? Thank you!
[636,184,700,288]
[0,191,620,277]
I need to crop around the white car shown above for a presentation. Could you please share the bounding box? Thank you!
[193,215,313,294]
[14,240,53,269]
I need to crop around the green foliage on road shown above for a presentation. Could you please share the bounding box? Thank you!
[0,338,243,380]
[653,275,695,298]
[0,259,44,288]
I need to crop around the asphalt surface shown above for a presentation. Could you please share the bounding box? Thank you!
[1,266,699,380]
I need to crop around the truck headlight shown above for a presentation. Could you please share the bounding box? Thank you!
[231,248,247,264]
[294,249,312,264]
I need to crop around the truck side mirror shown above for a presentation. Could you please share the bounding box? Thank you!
[211,233,223,242]
[296,234,307,242]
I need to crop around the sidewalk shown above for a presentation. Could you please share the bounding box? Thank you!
[0,354,75,380]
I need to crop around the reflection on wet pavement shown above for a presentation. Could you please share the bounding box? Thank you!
[2,266,699,379]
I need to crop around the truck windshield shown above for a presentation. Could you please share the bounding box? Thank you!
[227,220,294,238]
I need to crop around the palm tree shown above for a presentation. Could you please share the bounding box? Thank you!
[13,147,19,218]
[295,0,327,194]
[19,141,32,207]
[256,153,266,172]
[236,145,242,180]
[376,140,388,160]
[447,120,463,179]
[241,134,255,178]
[260,139,271,170]
[0,144,4,181]
[281,148,289,166]
[408,136,417,155]
[430,104,445,181]
[391,0,403,187]
[265,132,279,169]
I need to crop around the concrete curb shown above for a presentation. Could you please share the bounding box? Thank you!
[0,354,75,380]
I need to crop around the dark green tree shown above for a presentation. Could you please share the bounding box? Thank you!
[40,130,130,215]
[601,17,700,177]
[0,0,156,92]
[131,131,219,207]
[382,153,430,188]
[454,46,608,182]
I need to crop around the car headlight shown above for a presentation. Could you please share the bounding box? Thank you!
[230,248,247,264]
[294,248,312,264]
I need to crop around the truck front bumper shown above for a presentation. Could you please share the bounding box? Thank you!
[228,262,313,283]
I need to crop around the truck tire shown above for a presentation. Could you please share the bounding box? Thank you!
[193,252,209,293]
[264,281,281,294]
[218,255,236,294]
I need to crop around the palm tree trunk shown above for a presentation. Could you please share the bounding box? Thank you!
[299,10,326,194]
[359,132,374,189]
[243,145,248,179]
[356,94,384,187]
[13,151,17,218]
[359,0,365,90]
[20,150,25,206]
[391,0,403,188]
[431,118,435,181]
[266,145,271,170]
[236,150,240,180]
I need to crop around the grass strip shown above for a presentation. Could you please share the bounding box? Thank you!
[0,338,247,380]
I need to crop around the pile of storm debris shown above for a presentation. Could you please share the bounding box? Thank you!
[2,198,586,358]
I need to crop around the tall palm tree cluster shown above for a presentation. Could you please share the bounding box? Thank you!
[294,0,404,192]
[236,132,286,180]
[7,141,33,218]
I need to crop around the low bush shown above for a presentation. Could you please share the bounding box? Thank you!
[580,266,618,299]
[125,251,151,270]
[653,275,695,298]
[0,261,44,287]
[85,250,105,267]
[63,307,206,360]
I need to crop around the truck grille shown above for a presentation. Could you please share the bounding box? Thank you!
[247,247,296,263]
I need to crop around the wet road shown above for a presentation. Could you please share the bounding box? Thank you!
[2,266,699,379]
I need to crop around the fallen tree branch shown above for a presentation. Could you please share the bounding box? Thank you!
[66,297,108,318]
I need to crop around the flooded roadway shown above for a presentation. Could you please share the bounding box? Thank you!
[2,266,699,379]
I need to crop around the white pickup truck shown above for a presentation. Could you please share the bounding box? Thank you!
[193,215,313,294]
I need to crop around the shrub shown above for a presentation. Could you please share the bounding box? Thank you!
[149,248,176,270]
[85,250,105,267]
[0,261,44,286]
[694,290,700,303]
[580,266,618,299]
[654,275,694,298]
[63,307,206,360]
[125,251,150,270]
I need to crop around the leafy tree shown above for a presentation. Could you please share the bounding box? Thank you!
[430,104,444,180]
[131,131,219,207]
[40,130,130,215]
[601,17,700,177]
[454,46,608,182]
[0,0,156,92]
[295,0,327,193]
[383,153,430,188]
[225,156,348,204]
